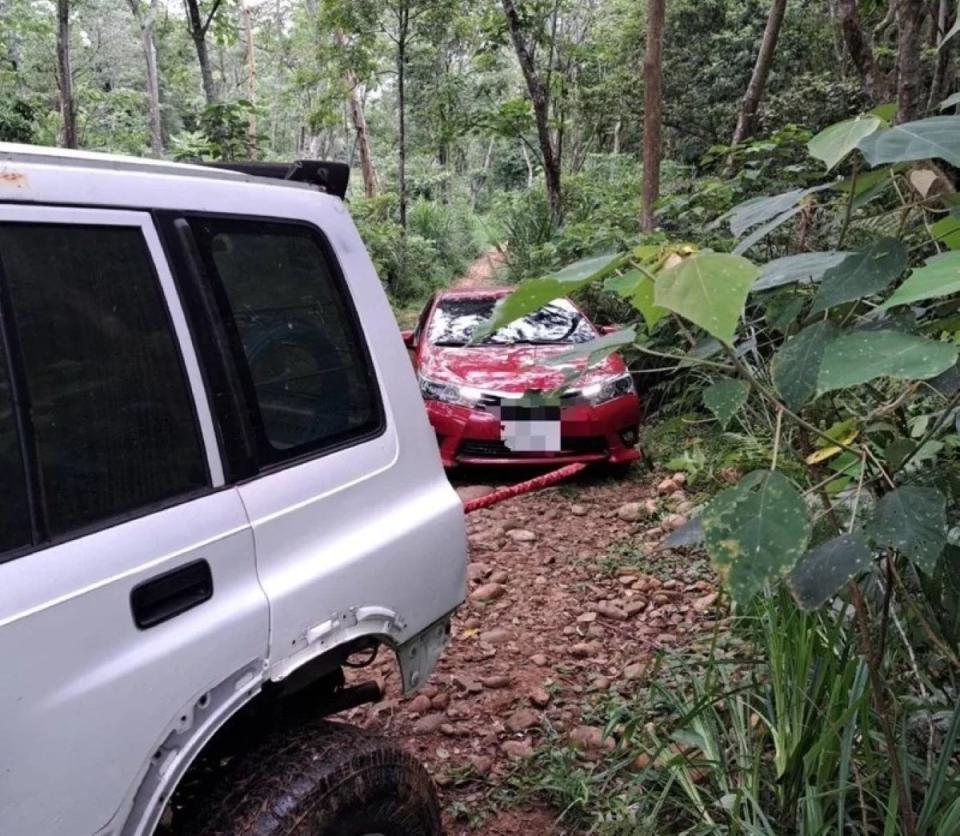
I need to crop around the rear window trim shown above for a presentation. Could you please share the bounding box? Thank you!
[164,211,387,483]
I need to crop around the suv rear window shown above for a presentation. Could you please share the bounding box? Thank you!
[0,223,208,541]
[187,219,382,467]
[0,337,31,553]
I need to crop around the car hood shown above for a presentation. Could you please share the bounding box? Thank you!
[420,343,627,393]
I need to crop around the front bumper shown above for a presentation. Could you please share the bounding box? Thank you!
[426,395,642,467]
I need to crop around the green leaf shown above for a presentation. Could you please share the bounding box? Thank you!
[872,486,947,572]
[703,379,749,429]
[870,102,897,123]
[719,185,828,238]
[470,253,624,342]
[654,253,759,345]
[818,330,957,393]
[733,206,803,256]
[809,238,907,315]
[931,214,960,250]
[788,534,873,610]
[808,116,882,170]
[942,14,960,47]
[605,269,668,330]
[547,327,636,368]
[858,117,960,168]
[753,251,851,292]
[882,252,960,309]
[702,470,811,604]
[772,320,838,410]
[940,91,960,111]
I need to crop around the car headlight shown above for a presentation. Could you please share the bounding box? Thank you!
[578,372,635,405]
[418,375,481,407]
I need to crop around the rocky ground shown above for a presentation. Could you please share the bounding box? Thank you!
[344,468,720,834]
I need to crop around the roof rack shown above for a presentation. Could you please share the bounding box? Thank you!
[204,160,350,199]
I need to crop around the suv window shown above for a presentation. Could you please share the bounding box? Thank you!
[0,338,31,554]
[0,223,208,540]
[187,218,381,466]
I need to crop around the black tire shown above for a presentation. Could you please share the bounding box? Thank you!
[177,720,442,836]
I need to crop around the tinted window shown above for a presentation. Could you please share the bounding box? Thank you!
[0,338,31,553]
[189,219,381,462]
[0,223,208,538]
[427,297,595,346]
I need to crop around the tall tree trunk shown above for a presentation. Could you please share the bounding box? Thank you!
[641,0,665,233]
[837,0,889,103]
[896,0,925,122]
[335,31,379,197]
[927,0,955,110]
[731,0,788,145]
[501,0,563,223]
[126,0,163,157]
[56,0,77,148]
[240,0,256,157]
[184,0,221,105]
[397,4,408,230]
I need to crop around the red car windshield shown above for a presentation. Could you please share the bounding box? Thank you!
[427,297,595,346]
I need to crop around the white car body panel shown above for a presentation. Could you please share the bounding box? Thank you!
[0,144,467,836]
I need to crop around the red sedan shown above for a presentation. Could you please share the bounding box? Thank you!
[403,288,642,468]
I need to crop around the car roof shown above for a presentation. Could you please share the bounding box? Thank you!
[0,142,317,193]
[436,288,513,300]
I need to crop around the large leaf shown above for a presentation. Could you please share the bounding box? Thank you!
[882,251,960,310]
[654,253,759,345]
[753,251,852,292]
[940,91,960,111]
[604,269,669,330]
[808,116,882,171]
[703,378,749,429]
[872,486,947,572]
[547,327,636,368]
[702,470,811,604]
[771,320,838,410]
[470,253,623,342]
[720,185,828,239]
[857,116,960,168]
[787,534,873,610]
[817,330,958,393]
[809,238,907,315]
[733,206,804,256]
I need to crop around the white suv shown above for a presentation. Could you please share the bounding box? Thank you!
[0,146,466,836]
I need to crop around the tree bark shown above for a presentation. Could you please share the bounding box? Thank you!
[642,0,665,233]
[240,0,257,157]
[837,0,889,103]
[126,0,163,156]
[501,0,563,223]
[184,0,221,105]
[334,31,379,198]
[397,1,408,229]
[927,0,955,110]
[896,0,926,122]
[731,0,788,145]
[56,0,77,148]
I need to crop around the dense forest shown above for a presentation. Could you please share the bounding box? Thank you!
[8,0,960,833]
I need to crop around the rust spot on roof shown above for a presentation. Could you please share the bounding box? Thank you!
[0,170,27,188]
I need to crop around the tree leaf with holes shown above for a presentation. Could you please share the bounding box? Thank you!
[753,251,852,292]
[654,253,758,345]
[788,534,873,610]
[872,486,947,573]
[809,238,907,315]
[882,252,960,309]
[858,116,960,168]
[808,116,882,170]
[703,379,749,429]
[818,330,957,393]
[771,320,838,410]
[702,470,811,604]
[605,269,669,330]
[470,253,624,342]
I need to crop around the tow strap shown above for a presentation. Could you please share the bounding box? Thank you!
[462,462,588,514]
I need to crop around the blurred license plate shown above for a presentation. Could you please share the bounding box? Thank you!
[499,404,561,452]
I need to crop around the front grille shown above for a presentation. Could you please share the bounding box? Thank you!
[458,436,607,459]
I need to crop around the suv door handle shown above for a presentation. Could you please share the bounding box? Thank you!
[130,560,213,629]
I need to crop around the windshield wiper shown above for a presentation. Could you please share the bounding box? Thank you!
[433,340,469,347]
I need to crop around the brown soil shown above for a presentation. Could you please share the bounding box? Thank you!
[453,249,507,291]
[345,469,718,834]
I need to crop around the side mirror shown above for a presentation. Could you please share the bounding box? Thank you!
[400,329,416,349]
[598,324,620,336]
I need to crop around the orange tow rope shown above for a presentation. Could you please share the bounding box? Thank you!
[462,462,589,513]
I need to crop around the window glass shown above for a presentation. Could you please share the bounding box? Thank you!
[0,339,31,553]
[0,223,208,538]
[428,297,595,346]
[190,220,381,461]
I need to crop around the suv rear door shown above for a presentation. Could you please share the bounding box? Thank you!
[0,206,269,836]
